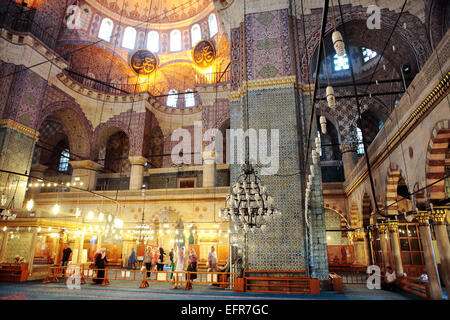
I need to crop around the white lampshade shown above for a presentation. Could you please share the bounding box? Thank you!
[326,86,336,108]
[332,31,345,56]
[320,116,327,134]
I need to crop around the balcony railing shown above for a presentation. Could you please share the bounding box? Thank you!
[195,68,231,85]
[0,0,57,49]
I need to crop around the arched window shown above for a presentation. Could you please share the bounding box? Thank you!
[98,18,114,42]
[59,148,70,172]
[191,24,202,47]
[122,26,136,49]
[170,30,181,52]
[167,89,178,107]
[362,47,377,62]
[356,127,364,155]
[185,89,195,108]
[208,14,218,37]
[147,31,159,52]
[334,54,349,71]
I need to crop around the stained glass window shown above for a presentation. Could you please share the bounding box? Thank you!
[59,148,70,172]
[334,54,349,71]
[167,89,178,107]
[147,31,159,52]
[362,47,377,62]
[170,30,182,52]
[191,24,202,47]
[208,14,218,37]
[122,27,136,50]
[356,127,364,155]
[185,89,195,108]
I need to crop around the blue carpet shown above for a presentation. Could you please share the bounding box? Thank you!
[0,281,422,300]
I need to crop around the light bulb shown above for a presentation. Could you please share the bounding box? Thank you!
[52,204,60,215]
[26,199,34,211]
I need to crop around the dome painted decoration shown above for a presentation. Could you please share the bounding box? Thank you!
[129,49,159,75]
[192,39,216,69]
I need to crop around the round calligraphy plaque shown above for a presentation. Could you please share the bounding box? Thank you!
[192,39,216,69]
[129,49,159,75]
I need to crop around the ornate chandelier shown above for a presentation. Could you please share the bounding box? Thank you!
[219,161,281,232]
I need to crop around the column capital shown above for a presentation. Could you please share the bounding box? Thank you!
[128,156,148,166]
[0,119,39,141]
[377,224,387,233]
[203,150,216,160]
[430,208,447,225]
[69,160,103,171]
[387,221,399,233]
[416,211,431,226]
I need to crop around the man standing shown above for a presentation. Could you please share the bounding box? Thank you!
[61,243,72,275]
[208,246,217,272]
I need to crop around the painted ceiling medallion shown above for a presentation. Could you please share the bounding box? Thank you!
[192,39,216,69]
[129,49,159,75]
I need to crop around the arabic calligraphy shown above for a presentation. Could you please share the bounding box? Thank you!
[192,40,216,69]
[129,49,159,75]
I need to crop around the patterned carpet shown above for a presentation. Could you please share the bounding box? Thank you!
[0,281,422,300]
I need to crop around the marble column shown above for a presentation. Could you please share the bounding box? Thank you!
[430,209,450,298]
[387,221,404,276]
[0,120,39,209]
[0,231,9,262]
[378,224,391,268]
[69,160,103,191]
[417,211,443,299]
[128,156,148,190]
[27,230,37,273]
[202,150,216,187]
[341,141,358,180]
[77,233,85,265]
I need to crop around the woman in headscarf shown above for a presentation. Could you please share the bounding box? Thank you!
[156,247,166,271]
[144,246,152,278]
[94,248,107,284]
[128,248,137,270]
[185,248,198,290]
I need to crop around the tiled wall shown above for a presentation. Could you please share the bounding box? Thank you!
[4,232,33,263]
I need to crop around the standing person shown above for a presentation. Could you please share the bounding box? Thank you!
[152,247,158,271]
[144,247,152,278]
[173,247,186,289]
[127,248,137,270]
[169,248,175,280]
[61,243,72,276]
[157,247,166,271]
[185,248,198,290]
[208,246,217,272]
[94,248,107,284]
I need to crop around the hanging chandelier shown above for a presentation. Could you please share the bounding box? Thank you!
[219,161,281,232]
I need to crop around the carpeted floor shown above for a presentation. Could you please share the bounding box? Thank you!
[0,281,422,300]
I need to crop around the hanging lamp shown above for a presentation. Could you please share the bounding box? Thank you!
[320,115,327,134]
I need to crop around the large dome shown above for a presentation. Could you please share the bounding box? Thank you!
[86,0,213,23]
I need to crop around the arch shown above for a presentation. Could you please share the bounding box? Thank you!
[208,13,218,37]
[98,18,114,42]
[302,11,430,83]
[191,24,202,47]
[91,120,135,161]
[170,29,182,52]
[385,165,412,215]
[122,26,137,50]
[425,120,450,202]
[147,31,159,52]
[37,101,93,158]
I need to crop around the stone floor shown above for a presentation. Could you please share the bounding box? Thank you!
[0,281,423,300]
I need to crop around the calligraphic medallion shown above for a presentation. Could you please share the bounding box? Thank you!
[192,39,216,69]
[129,49,159,75]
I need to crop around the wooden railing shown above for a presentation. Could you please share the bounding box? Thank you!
[243,270,319,294]
[397,276,431,299]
